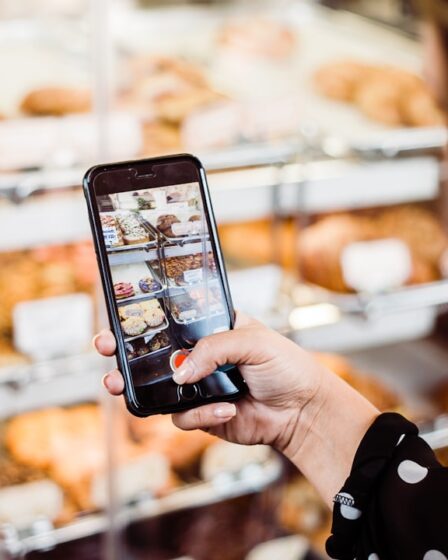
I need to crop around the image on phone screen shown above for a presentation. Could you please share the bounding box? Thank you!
[94,179,232,396]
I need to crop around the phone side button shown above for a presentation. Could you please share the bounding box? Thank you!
[178,384,199,401]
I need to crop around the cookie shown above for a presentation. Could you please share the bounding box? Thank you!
[121,316,147,337]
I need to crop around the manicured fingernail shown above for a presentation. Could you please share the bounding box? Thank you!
[172,360,194,384]
[102,374,111,390]
[214,404,237,418]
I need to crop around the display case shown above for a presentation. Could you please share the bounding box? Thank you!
[1,1,448,559]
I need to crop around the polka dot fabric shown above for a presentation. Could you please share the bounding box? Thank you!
[326,413,448,559]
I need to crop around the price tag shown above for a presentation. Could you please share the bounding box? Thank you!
[341,238,412,293]
[171,222,195,237]
[183,268,204,284]
[102,226,119,247]
[13,293,94,360]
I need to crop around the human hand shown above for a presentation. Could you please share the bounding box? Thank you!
[94,311,378,505]
[94,311,324,458]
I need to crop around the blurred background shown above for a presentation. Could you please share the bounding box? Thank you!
[1,0,448,559]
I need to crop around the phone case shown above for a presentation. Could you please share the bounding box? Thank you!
[84,154,247,416]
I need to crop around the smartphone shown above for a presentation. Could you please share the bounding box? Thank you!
[84,154,247,416]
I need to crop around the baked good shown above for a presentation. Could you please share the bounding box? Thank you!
[20,87,92,116]
[217,18,296,60]
[118,303,143,320]
[141,300,165,328]
[314,60,447,128]
[165,253,217,285]
[0,457,44,489]
[116,214,149,245]
[403,87,447,127]
[154,88,223,125]
[189,215,201,222]
[141,120,182,157]
[355,76,404,126]
[313,60,371,102]
[114,282,134,300]
[313,352,400,411]
[128,414,216,470]
[298,208,446,292]
[148,331,170,352]
[100,214,124,247]
[121,316,147,337]
[298,214,375,292]
[378,206,448,266]
[156,214,180,237]
[279,476,329,537]
[139,276,160,293]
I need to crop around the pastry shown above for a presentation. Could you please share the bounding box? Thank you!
[157,214,181,237]
[139,276,160,293]
[379,206,448,265]
[313,60,371,102]
[298,209,445,293]
[355,76,404,126]
[114,282,134,300]
[313,352,400,411]
[217,18,296,60]
[121,316,147,337]
[154,87,223,125]
[118,303,143,320]
[403,86,447,127]
[20,87,92,116]
[165,253,216,284]
[141,300,165,328]
[298,214,376,292]
[315,60,447,128]
[189,214,201,222]
[148,331,170,352]
[116,214,149,245]
[0,457,44,489]
[100,214,123,247]
[141,120,182,157]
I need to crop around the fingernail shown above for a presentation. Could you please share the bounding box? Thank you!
[102,374,111,390]
[172,360,194,384]
[214,403,237,418]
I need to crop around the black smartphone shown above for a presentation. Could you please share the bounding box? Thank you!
[84,154,247,416]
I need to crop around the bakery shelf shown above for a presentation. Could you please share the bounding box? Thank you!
[314,280,448,318]
[0,452,282,556]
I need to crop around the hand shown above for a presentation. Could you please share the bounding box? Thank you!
[94,312,323,455]
[94,311,378,506]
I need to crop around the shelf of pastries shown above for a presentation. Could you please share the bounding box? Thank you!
[295,203,448,322]
[0,398,282,556]
[0,1,446,206]
[0,240,100,374]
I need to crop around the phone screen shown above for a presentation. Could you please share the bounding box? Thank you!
[93,170,233,402]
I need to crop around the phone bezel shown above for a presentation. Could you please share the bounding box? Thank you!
[84,154,245,416]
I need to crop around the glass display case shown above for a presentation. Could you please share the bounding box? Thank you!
[0,1,448,559]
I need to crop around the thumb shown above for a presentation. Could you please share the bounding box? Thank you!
[172,326,263,385]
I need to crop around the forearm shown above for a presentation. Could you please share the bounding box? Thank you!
[284,370,379,507]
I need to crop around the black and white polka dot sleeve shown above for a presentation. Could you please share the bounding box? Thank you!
[325,412,448,560]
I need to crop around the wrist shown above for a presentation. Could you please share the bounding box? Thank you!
[282,367,379,507]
